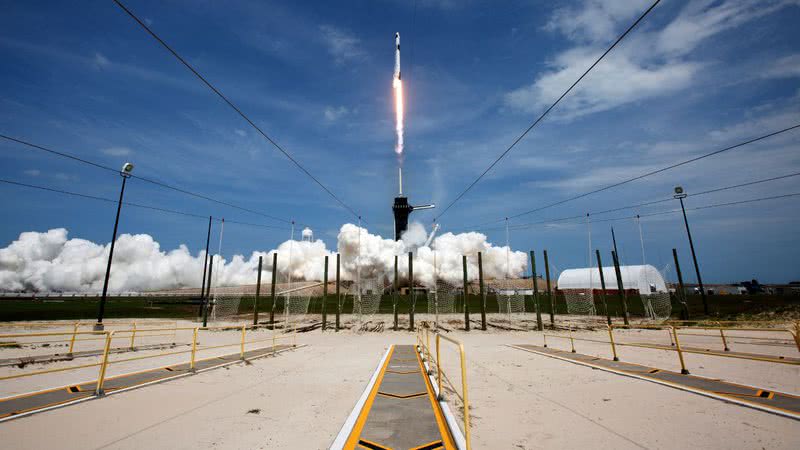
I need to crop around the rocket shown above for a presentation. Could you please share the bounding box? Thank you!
[395,32,401,81]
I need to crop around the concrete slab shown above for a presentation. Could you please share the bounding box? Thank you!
[0,344,294,421]
[511,344,800,420]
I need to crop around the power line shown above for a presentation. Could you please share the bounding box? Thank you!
[593,192,800,224]
[0,133,300,225]
[503,191,800,231]
[111,0,364,222]
[434,0,661,221]
[0,177,289,230]
[474,170,800,232]
[466,122,800,230]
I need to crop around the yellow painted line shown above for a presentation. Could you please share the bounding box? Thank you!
[415,347,457,450]
[344,346,395,450]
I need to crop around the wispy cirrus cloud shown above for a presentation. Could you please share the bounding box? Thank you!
[319,25,364,64]
[506,0,799,119]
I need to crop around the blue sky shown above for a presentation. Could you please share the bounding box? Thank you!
[1,0,799,283]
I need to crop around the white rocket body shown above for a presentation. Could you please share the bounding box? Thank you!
[394,32,401,81]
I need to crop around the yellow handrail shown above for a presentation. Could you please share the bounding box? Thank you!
[435,333,471,450]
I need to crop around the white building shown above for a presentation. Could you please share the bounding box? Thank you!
[557,265,667,295]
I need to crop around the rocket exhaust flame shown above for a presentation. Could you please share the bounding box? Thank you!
[394,32,404,156]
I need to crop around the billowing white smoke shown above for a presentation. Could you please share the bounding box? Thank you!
[0,223,527,293]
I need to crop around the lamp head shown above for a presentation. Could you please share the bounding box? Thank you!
[121,162,134,177]
[673,185,687,199]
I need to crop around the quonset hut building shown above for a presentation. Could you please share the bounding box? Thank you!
[557,265,667,295]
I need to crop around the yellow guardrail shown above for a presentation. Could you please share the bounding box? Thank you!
[0,323,299,398]
[538,324,799,375]
[0,320,179,353]
[417,326,471,450]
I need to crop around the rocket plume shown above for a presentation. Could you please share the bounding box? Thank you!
[394,32,404,156]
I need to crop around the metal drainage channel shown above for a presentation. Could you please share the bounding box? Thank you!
[0,344,295,421]
[332,345,459,450]
[509,344,800,420]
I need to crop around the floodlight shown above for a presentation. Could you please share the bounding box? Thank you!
[121,162,134,177]
[673,186,686,199]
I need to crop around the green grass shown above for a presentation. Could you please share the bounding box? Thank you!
[1,292,797,322]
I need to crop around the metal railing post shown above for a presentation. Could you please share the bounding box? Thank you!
[68,322,79,354]
[95,331,115,396]
[671,326,690,374]
[543,333,548,348]
[607,325,619,361]
[130,321,137,349]
[569,326,576,353]
[240,325,246,359]
[190,327,198,371]
[718,325,730,352]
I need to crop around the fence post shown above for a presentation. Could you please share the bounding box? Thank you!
[478,252,486,331]
[463,255,470,331]
[544,250,554,326]
[672,248,690,320]
[270,252,278,326]
[322,255,328,331]
[95,331,114,396]
[254,256,263,325]
[190,327,198,371]
[569,325,576,353]
[68,322,79,354]
[394,255,399,331]
[718,323,730,351]
[335,253,341,331]
[530,250,543,331]
[607,325,619,361]
[409,251,415,331]
[611,251,630,325]
[595,250,611,326]
[240,325,246,359]
[671,326,690,374]
[202,255,213,327]
[130,321,137,350]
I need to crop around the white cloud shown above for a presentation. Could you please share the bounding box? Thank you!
[324,105,349,121]
[763,54,800,79]
[0,223,527,292]
[93,52,110,69]
[319,25,364,64]
[234,129,247,137]
[507,0,799,119]
[101,146,133,157]
[23,169,41,177]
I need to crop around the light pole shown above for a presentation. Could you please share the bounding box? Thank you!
[96,162,134,330]
[674,186,708,315]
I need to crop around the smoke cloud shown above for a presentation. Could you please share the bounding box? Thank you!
[0,223,527,293]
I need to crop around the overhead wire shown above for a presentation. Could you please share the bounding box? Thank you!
[466,122,800,230]
[0,177,289,230]
[111,0,364,222]
[434,0,662,221]
[0,133,304,226]
[473,170,800,232]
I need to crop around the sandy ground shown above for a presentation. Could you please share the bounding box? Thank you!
[0,315,798,449]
